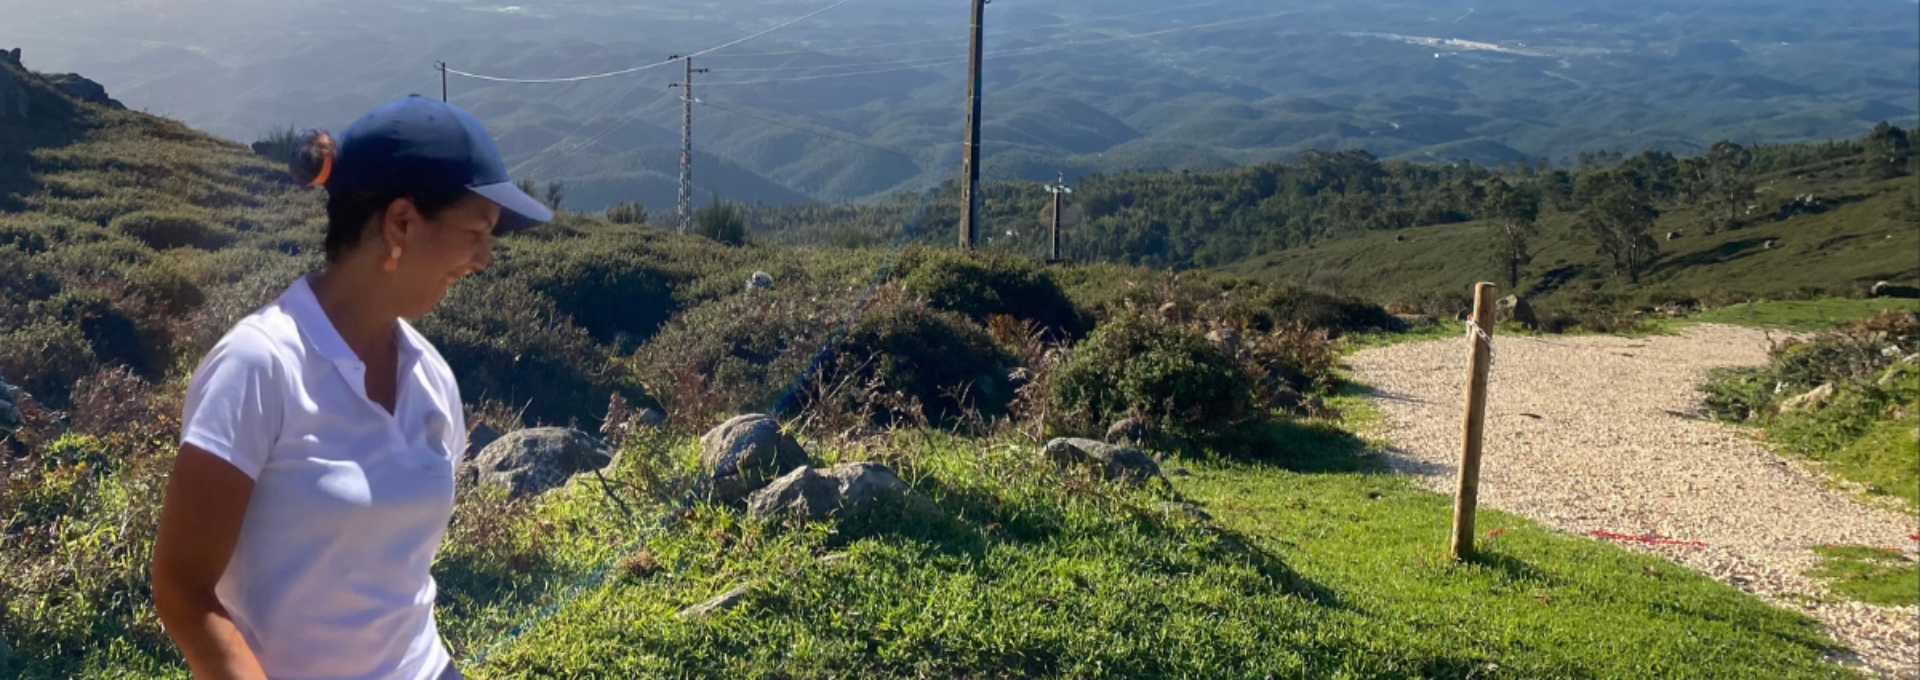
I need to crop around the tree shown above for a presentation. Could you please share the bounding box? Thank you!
[1862,121,1913,180]
[1575,171,1660,283]
[692,198,745,246]
[1482,178,1539,289]
[543,180,566,211]
[605,201,646,225]
[1697,141,1753,234]
[1540,170,1574,211]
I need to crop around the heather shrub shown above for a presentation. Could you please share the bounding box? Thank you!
[109,209,237,251]
[896,247,1090,340]
[633,282,849,425]
[419,279,642,429]
[832,287,1015,427]
[1048,312,1253,441]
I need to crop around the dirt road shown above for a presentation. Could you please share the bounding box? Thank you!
[1348,324,1919,678]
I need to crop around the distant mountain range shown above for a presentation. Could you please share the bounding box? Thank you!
[7,0,1916,210]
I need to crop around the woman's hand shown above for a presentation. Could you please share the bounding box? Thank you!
[151,444,268,680]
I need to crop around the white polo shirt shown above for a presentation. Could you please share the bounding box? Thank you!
[181,273,466,680]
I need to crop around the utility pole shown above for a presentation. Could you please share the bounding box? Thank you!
[957,0,988,251]
[1044,171,1072,263]
[669,56,708,233]
[436,61,448,102]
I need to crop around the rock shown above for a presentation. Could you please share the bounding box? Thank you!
[0,373,21,430]
[1394,234,1407,243]
[44,73,123,109]
[471,427,612,499]
[1393,313,1437,329]
[466,422,501,457]
[699,414,810,505]
[1204,328,1242,356]
[1267,384,1309,415]
[746,270,773,292]
[1780,383,1835,413]
[677,582,754,620]
[637,407,667,427]
[1041,437,1160,483]
[1495,295,1538,329]
[1763,239,1777,250]
[1666,231,1682,240]
[1105,417,1151,445]
[1871,281,1920,299]
[746,462,920,521]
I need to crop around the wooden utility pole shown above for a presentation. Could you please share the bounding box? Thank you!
[957,0,988,251]
[1044,172,1071,263]
[437,62,448,102]
[669,56,709,234]
[1450,282,1497,561]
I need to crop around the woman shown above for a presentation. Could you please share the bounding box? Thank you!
[151,95,551,680]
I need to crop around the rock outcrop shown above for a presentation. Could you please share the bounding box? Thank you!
[745,462,921,521]
[699,414,810,505]
[1041,437,1160,483]
[467,427,612,499]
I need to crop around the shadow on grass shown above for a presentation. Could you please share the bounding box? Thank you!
[1652,238,1770,274]
[1223,419,1391,475]
[1465,549,1557,586]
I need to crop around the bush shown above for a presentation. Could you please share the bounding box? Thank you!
[109,210,236,251]
[1250,285,1398,336]
[1048,312,1253,441]
[418,279,641,430]
[832,289,1014,427]
[0,321,98,408]
[692,200,745,246]
[633,282,848,425]
[896,247,1090,340]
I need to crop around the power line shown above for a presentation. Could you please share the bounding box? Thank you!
[700,1,1224,60]
[445,0,857,84]
[510,87,671,180]
[695,98,916,161]
[702,10,1306,88]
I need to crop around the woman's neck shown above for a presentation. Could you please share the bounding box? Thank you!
[309,264,398,364]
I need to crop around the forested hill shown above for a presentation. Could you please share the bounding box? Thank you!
[741,125,1920,304]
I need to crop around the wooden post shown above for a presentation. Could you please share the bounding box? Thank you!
[957,0,987,252]
[1451,282,1497,561]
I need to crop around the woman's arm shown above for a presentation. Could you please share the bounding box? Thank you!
[151,444,268,680]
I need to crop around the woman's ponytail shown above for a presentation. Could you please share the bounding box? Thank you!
[290,129,335,187]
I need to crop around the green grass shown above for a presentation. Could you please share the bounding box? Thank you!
[1219,174,1920,313]
[416,414,1860,679]
[1807,546,1920,607]
[1685,298,1920,332]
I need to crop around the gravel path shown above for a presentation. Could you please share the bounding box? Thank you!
[1348,324,1919,678]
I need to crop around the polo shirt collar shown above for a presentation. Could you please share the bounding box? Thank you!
[283,273,426,367]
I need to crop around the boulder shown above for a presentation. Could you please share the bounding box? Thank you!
[1105,417,1152,446]
[1041,437,1160,483]
[1780,383,1836,413]
[746,271,773,292]
[1871,281,1920,299]
[1666,231,1682,240]
[0,373,21,430]
[1267,384,1309,415]
[466,422,501,457]
[746,462,920,521]
[471,427,612,499]
[1393,313,1438,329]
[44,73,122,109]
[699,414,810,505]
[1495,295,1538,329]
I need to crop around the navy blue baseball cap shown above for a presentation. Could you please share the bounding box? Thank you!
[326,95,551,234]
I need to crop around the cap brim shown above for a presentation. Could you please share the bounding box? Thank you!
[470,182,554,234]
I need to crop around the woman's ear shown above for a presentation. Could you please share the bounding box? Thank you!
[379,197,420,249]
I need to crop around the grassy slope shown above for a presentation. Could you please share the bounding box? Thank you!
[1218,170,1920,308]
[1808,546,1920,608]
[425,412,1856,679]
[1685,298,1920,332]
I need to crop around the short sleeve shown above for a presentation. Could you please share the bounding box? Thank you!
[181,327,285,479]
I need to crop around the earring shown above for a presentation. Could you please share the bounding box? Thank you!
[384,246,402,272]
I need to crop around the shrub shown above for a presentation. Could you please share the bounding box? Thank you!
[633,282,847,425]
[832,289,1015,427]
[418,279,641,430]
[109,209,236,251]
[1250,285,1398,336]
[692,199,745,246]
[1048,312,1253,441]
[0,321,98,408]
[896,247,1090,340]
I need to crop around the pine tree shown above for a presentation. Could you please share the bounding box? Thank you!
[1483,178,1540,289]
